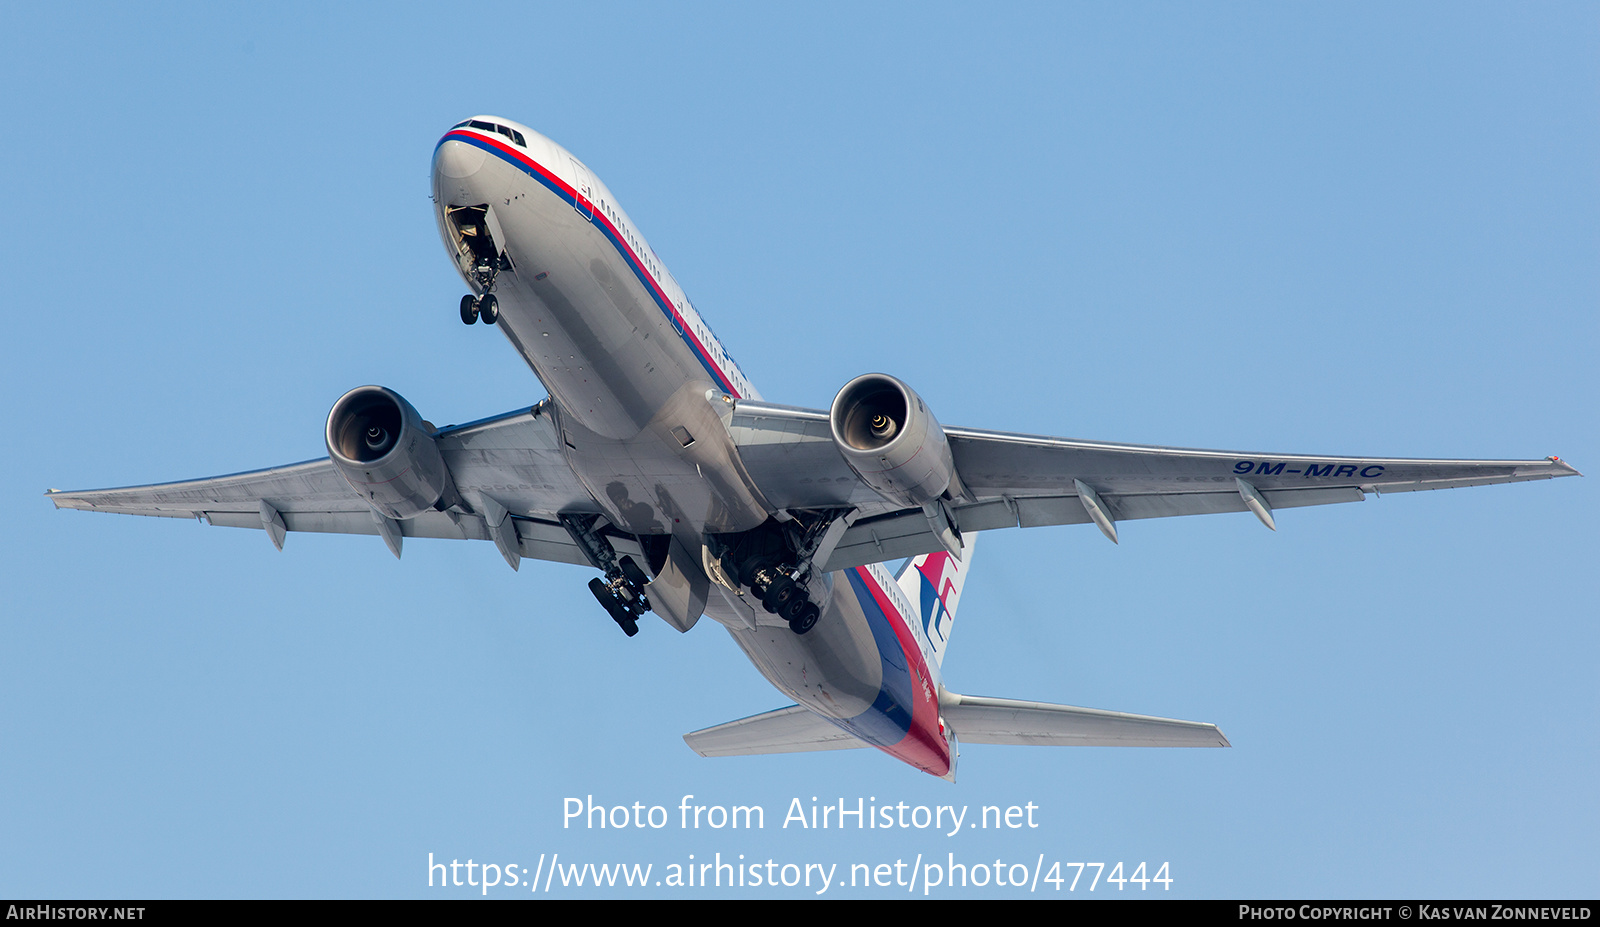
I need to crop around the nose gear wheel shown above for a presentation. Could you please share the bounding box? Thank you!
[459,293,499,326]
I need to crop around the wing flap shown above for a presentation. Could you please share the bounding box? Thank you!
[683,705,869,757]
[820,510,950,572]
[943,693,1230,748]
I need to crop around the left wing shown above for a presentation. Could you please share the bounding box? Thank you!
[683,705,869,757]
[47,404,603,565]
[728,401,1580,570]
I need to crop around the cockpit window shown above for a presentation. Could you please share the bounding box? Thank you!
[454,120,526,148]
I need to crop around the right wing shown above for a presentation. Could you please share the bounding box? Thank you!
[47,404,605,565]
[727,401,1580,570]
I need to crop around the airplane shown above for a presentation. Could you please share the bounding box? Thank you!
[47,115,1580,782]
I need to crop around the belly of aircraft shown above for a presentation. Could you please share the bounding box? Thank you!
[716,567,952,776]
[433,137,770,536]
[437,151,683,436]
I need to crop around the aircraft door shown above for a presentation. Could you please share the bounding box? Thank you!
[568,157,595,221]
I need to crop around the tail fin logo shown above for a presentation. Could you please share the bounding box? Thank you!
[917,552,958,647]
[898,536,976,668]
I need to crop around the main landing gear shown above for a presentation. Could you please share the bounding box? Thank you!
[460,292,498,326]
[752,567,821,635]
[587,554,650,637]
[711,513,840,636]
[561,514,654,638]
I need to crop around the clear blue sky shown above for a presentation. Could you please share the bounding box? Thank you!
[2,2,1594,899]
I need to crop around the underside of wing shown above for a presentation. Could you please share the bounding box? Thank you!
[683,705,870,757]
[727,400,1580,570]
[942,693,1230,748]
[47,404,606,566]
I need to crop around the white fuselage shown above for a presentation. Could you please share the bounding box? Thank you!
[431,117,952,777]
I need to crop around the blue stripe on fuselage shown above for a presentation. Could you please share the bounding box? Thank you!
[837,568,915,748]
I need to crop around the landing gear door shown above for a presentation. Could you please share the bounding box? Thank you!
[444,204,505,285]
[647,537,709,633]
[481,204,507,260]
[568,157,596,221]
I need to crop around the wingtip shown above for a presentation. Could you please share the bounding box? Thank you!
[1548,456,1582,477]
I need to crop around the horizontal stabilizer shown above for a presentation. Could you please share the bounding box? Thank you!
[942,692,1230,748]
[683,705,869,757]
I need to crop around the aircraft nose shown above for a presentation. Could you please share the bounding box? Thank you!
[434,138,486,180]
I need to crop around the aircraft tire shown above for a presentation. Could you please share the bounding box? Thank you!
[764,575,797,609]
[459,294,479,325]
[789,602,820,635]
[479,293,499,325]
[619,556,649,590]
[781,596,808,622]
[589,577,633,631]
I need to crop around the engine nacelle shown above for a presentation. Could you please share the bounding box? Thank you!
[829,373,957,508]
[325,386,453,520]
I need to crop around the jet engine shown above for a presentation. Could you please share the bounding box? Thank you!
[829,373,958,508]
[325,386,454,520]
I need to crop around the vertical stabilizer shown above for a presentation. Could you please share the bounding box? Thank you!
[894,533,977,668]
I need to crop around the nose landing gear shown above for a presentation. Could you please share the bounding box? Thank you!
[446,204,511,327]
